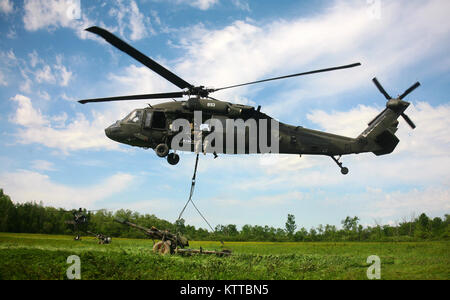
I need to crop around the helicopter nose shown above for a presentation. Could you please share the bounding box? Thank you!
[105,121,121,141]
[105,127,112,139]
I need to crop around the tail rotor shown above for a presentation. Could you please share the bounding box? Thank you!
[372,77,419,129]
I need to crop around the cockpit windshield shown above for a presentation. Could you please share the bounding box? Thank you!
[123,109,143,124]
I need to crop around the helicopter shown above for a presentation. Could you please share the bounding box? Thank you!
[79,26,420,175]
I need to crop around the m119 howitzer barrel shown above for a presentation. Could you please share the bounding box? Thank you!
[114,218,188,247]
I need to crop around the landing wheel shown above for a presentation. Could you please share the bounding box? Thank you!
[167,153,180,165]
[155,144,169,158]
[341,167,349,175]
[330,155,349,175]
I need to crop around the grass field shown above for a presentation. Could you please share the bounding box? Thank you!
[0,232,448,280]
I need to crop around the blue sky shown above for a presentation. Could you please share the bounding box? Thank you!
[0,0,449,230]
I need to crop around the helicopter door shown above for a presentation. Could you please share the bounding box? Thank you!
[152,111,167,129]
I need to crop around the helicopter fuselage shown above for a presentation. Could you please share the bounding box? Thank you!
[105,98,383,159]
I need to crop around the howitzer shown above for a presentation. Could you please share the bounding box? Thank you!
[86,231,112,244]
[114,218,189,253]
[114,218,231,256]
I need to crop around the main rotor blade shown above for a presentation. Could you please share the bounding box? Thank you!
[78,92,184,104]
[212,63,361,92]
[401,113,416,129]
[372,77,392,100]
[86,26,193,90]
[399,82,420,100]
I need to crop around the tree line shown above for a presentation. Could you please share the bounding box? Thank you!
[0,189,448,242]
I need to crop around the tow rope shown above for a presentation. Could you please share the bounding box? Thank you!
[176,154,223,245]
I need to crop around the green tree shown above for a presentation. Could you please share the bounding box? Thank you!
[175,218,186,234]
[285,214,297,237]
[0,189,16,232]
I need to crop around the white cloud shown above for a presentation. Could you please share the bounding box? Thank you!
[9,94,119,153]
[108,64,174,95]
[23,0,80,31]
[307,104,379,137]
[10,94,48,127]
[3,50,72,90]
[54,63,73,86]
[29,50,41,68]
[0,50,17,86]
[232,0,250,12]
[31,160,57,171]
[22,0,155,41]
[6,27,17,39]
[170,0,449,118]
[30,53,73,86]
[35,65,56,83]
[177,0,218,10]
[37,90,51,101]
[128,0,148,40]
[213,191,303,207]
[0,0,13,14]
[363,187,450,219]
[0,170,134,209]
[0,70,6,86]
[108,0,150,41]
[23,0,96,40]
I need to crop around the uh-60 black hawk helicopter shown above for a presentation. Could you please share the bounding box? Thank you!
[79,26,420,175]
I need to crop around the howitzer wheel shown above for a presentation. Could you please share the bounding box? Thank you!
[153,241,171,255]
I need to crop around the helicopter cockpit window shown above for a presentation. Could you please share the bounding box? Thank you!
[124,109,143,124]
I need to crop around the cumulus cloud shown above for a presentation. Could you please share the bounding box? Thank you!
[0,70,6,86]
[23,0,96,40]
[109,0,150,41]
[24,0,81,30]
[307,105,379,137]
[29,53,73,86]
[176,0,218,10]
[0,50,17,86]
[213,191,303,207]
[9,94,119,153]
[22,0,155,41]
[363,187,450,219]
[108,64,174,95]
[0,0,13,14]
[232,0,250,12]
[31,160,57,171]
[2,50,72,90]
[10,94,48,126]
[0,170,134,209]
[169,0,449,119]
